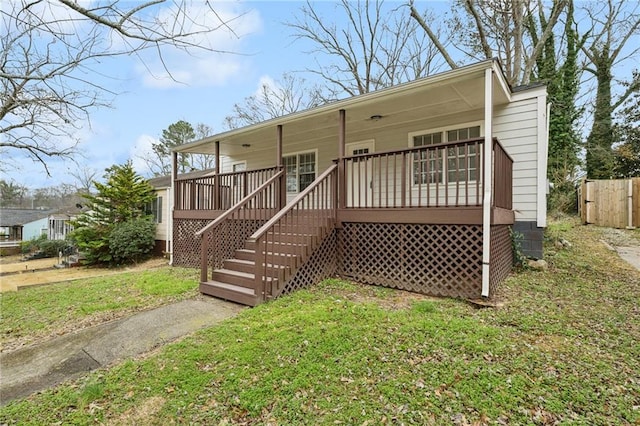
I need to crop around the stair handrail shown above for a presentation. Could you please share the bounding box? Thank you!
[248,164,338,301]
[195,169,284,238]
[197,169,284,283]
[248,164,338,241]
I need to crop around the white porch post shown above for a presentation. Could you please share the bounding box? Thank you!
[481,68,493,297]
[169,151,177,265]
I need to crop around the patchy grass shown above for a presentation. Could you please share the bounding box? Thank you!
[0,267,199,351]
[1,218,639,425]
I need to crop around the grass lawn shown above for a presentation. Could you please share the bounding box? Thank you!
[0,266,199,352]
[1,218,638,424]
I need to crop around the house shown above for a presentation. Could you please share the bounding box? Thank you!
[0,208,53,254]
[169,59,548,306]
[148,169,216,256]
[47,210,78,241]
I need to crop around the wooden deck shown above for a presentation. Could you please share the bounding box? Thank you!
[174,138,514,305]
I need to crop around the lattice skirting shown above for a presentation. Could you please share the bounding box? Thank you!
[174,218,269,268]
[489,225,513,296]
[280,229,338,296]
[338,223,485,299]
[173,219,209,267]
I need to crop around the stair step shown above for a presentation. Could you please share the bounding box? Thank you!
[211,268,256,288]
[223,258,288,275]
[245,241,308,254]
[265,233,314,243]
[235,248,298,263]
[200,281,259,306]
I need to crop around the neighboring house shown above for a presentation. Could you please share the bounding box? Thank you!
[48,210,77,241]
[0,209,53,254]
[148,169,216,256]
[169,59,549,306]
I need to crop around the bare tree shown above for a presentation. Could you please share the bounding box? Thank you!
[409,0,567,85]
[191,123,216,171]
[1,0,241,175]
[580,0,640,178]
[68,166,98,194]
[224,73,325,129]
[288,0,446,98]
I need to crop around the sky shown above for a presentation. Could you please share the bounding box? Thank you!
[2,0,638,191]
[3,0,352,189]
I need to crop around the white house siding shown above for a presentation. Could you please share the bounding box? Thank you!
[152,187,171,254]
[493,95,542,223]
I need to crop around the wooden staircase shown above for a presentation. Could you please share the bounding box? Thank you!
[198,164,338,307]
[200,227,311,306]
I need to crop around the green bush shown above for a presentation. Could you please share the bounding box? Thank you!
[70,225,111,264]
[20,234,46,254]
[108,218,156,265]
[39,239,75,257]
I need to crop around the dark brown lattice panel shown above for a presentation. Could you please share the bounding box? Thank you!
[489,225,512,297]
[338,223,483,299]
[173,219,208,267]
[205,219,267,273]
[279,229,338,296]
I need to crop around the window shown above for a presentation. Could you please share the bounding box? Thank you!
[284,151,316,193]
[147,196,163,224]
[411,125,481,184]
[232,162,246,172]
[447,126,480,182]
[413,132,443,184]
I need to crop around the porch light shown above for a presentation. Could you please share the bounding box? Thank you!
[369,114,383,121]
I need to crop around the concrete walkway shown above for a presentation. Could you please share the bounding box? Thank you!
[0,298,243,405]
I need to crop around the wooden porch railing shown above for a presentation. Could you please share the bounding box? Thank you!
[175,166,281,210]
[249,164,338,301]
[196,169,285,283]
[492,139,513,210]
[339,137,512,210]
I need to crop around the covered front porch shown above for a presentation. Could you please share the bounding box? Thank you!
[171,61,517,305]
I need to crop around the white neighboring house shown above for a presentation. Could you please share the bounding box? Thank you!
[148,169,216,256]
[48,210,78,241]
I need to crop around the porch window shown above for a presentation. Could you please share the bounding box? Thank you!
[446,126,480,182]
[413,131,443,184]
[284,151,316,193]
[411,125,481,184]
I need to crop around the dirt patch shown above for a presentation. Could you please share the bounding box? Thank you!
[0,257,169,292]
[99,395,166,425]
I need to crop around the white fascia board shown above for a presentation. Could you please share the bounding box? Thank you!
[491,60,512,103]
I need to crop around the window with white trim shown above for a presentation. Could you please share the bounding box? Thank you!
[232,162,246,172]
[284,151,316,193]
[411,125,481,184]
[146,196,163,224]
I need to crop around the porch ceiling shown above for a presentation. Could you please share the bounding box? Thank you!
[178,60,511,157]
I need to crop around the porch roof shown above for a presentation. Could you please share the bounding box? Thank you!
[177,59,513,157]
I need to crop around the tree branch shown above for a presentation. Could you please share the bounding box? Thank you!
[408,1,457,69]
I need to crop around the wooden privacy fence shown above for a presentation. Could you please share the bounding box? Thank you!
[579,178,640,228]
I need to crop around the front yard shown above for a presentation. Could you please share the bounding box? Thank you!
[1,218,638,424]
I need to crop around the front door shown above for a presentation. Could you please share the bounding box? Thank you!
[346,140,375,207]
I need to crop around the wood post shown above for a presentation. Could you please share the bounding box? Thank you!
[172,151,178,207]
[338,109,346,210]
[214,141,220,210]
[277,125,286,209]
